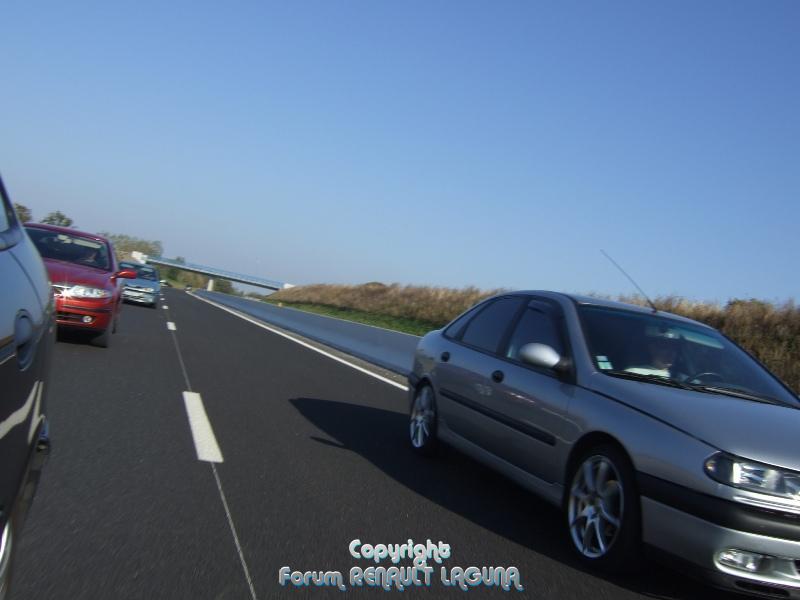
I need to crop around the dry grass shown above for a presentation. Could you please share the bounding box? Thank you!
[270,284,800,393]
[271,282,501,327]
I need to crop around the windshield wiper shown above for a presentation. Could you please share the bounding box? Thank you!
[603,370,695,390]
[686,385,791,407]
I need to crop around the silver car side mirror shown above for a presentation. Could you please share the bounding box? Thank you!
[519,343,561,370]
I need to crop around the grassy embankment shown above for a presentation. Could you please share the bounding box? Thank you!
[257,283,494,336]
[255,283,800,394]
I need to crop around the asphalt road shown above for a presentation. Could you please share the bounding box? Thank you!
[10,288,734,599]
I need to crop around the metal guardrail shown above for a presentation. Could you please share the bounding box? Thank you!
[196,290,421,375]
[146,256,292,291]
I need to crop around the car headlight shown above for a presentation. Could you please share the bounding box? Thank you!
[705,452,800,500]
[143,287,155,293]
[64,286,111,299]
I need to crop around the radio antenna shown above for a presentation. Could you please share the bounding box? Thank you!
[600,249,658,313]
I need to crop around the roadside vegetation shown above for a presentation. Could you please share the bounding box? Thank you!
[262,301,441,336]
[263,283,800,394]
[265,282,498,324]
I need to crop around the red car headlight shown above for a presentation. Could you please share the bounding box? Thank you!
[63,285,111,299]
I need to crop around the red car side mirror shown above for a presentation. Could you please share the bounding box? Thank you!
[115,269,138,279]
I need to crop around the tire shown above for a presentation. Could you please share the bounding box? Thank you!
[564,444,641,573]
[409,384,438,456]
[91,327,111,348]
[1,512,18,600]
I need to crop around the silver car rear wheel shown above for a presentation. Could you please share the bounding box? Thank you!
[409,385,437,455]
[568,455,623,558]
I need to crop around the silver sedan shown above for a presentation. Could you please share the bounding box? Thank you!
[408,292,800,597]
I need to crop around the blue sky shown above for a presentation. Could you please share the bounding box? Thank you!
[2,1,798,301]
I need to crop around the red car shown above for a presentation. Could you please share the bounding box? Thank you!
[24,223,136,347]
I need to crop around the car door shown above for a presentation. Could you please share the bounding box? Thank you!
[490,298,577,484]
[434,295,528,454]
[0,180,51,528]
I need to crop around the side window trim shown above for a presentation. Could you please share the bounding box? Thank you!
[0,176,23,250]
[494,295,533,356]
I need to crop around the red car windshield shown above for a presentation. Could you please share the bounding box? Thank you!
[27,227,111,271]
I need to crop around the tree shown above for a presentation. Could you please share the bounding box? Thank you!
[40,211,74,227]
[165,256,185,281]
[99,232,163,262]
[214,279,235,294]
[13,203,32,223]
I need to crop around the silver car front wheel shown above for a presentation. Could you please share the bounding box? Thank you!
[565,445,640,571]
[568,455,623,558]
[409,385,437,456]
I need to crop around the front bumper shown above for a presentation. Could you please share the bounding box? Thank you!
[122,289,156,305]
[54,296,113,330]
[644,494,800,597]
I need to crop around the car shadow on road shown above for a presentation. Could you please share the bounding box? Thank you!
[290,397,742,600]
[55,329,101,347]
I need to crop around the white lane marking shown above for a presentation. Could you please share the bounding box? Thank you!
[168,328,193,392]
[212,463,258,600]
[28,380,44,443]
[182,392,223,463]
[0,380,39,440]
[163,305,169,309]
[167,318,257,599]
[190,293,408,391]
[167,321,176,330]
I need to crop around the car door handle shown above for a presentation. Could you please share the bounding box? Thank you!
[440,351,450,362]
[491,370,505,383]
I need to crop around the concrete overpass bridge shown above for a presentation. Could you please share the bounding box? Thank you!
[132,253,293,292]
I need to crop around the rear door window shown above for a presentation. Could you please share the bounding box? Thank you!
[444,303,485,339]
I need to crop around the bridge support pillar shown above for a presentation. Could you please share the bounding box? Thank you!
[207,278,215,291]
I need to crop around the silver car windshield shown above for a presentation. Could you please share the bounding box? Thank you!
[136,267,158,281]
[120,262,159,281]
[579,306,797,405]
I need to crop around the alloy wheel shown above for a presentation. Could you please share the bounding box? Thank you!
[567,455,624,558]
[410,386,435,449]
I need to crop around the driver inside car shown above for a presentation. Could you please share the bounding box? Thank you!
[76,244,101,267]
[625,332,685,379]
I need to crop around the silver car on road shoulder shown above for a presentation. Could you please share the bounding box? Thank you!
[408,291,800,597]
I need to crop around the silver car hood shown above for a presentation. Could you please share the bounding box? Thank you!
[589,373,800,471]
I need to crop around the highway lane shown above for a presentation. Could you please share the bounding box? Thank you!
[10,289,251,599]
[12,287,729,599]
